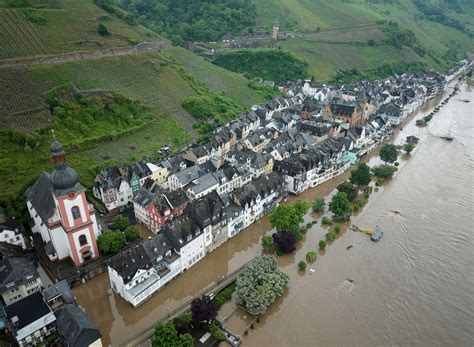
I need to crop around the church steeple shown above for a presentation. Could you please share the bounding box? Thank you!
[50,131,66,168]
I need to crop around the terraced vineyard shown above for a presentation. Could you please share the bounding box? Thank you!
[0,9,51,60]
[0,68,51,131]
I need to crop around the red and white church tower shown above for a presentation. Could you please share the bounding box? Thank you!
[26,137,101,267]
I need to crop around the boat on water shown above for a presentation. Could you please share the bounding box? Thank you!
[440,130,454,141]
[457,99,470,103]
[371,226,384,242]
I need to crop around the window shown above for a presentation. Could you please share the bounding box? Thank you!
[72,206,81,220]
[79,235,87,246]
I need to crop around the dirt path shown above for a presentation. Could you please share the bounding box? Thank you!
[0,41,171,69]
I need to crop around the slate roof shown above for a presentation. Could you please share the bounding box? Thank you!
[25,172,55,223]
[174,166,204,186]
[56,304,101,347]
[163,213,202,250]
[43,280,75,306]
[0,257,40,293]
[108,244,152,284]
[4,291,53,330]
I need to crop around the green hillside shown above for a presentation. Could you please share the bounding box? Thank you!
[252,0,474,81]
[0,0,163,60]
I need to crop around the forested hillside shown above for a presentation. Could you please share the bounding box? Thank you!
[110,0,257,44]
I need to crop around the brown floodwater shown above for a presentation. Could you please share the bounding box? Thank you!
[245,82,474,346]
[73,80,474,346]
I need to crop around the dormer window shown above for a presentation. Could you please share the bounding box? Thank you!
[72,206,81,220]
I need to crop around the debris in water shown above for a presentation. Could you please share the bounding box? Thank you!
[310,269,315,273]
[346,245,353,250]
[346,279,355,283]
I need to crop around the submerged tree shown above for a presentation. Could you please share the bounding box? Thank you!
[380,143,398,163]
[191,295,219,325]
[235,256,289,316]
[350,162,371,186]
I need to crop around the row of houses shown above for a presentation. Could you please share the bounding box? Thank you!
[108,172,286,307]
[98,59,470,306]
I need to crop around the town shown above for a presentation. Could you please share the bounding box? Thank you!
[0,57,470,346]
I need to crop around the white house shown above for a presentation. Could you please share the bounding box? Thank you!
[0,220,27,250]
[4,291,56,347]
[108,233,182,307]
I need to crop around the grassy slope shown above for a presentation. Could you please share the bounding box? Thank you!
[0,0,163,60]
[254,0,474,81]
[166,47,266,107]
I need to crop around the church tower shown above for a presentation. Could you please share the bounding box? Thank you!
[272,19,280,40]
[49,138,101,266]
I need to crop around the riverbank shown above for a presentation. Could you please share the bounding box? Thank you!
[244,80,474,345]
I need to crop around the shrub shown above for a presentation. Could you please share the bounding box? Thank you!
[372,165,396,179]
[97,23,109,36]
[375,178,384,186]
[325,232,336,242]
[272,232,296,254]
[321,216,332,225]
[312,198,325,213]
[334,226,341,234]
[209,321,226,341]
[298,261,307,271]
[353,205,360,212]
[214,283,236,306]
[404,143,414,154]
[261,235,273,253]
[395,162,400,166]
[306,251,317,262]
[319,240,327,250]
[356,200,365,208]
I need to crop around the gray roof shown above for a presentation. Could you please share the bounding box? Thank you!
[187,172,218,195]
[43,280,75,306]
[0,257,40,293]
[4,291,53,331]
[56,304,101,347]
[25,172,56,223]
[174,166,204,186]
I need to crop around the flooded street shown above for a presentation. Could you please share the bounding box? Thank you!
[73,81,474,346]
[246,83,474,346]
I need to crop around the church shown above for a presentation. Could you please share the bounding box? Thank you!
[25,138,101,267]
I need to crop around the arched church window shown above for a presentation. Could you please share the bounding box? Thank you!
[72,206,81,220]
[79,235,87,246]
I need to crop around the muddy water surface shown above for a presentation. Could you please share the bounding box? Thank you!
[245,83,474,346]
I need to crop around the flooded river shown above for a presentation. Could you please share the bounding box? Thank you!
[73,81,474,346]
[246,83,474,346]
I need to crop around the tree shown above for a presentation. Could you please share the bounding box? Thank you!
[208,321,226,341]
[261,235,273,253]
[321,216,332,225]
[191,295,219,325]
[272,232,296,254]
[329,192,352,221]
[334,225,341,234]
[337,181,358,202]
[298,261,307,270]
[235,256,289,316]
[372,165,396,179]
[325,231,336,241]
[111,215,128,231]
[312,198,325,213]
[380,144,398,163]
[306,251,317,262]
[350,163,372,186]
[97,231,125,254]
[268,201,309,240]
[172,317,191,335]
[319,240,327,250]
[404,142,414,154]
[152,322,193,347]
[97,23,109,36]
[124,226,140,242]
